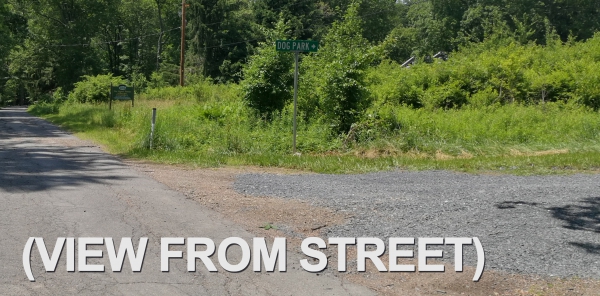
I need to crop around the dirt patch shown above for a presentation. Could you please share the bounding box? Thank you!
[36,136,98,147]
[404,150,431,159]
[458,150,475,159]
[434,150,475,160]
[509,149,570,157]
[354,148,401,158]
[127,161,600,295]
[346,257,599,296]
[434,150,455,160]
[126,161,341,239]
[351,149,475,160]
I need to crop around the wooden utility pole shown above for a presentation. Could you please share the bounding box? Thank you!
[179,0,187,87]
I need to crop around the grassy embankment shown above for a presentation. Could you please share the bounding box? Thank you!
[29,37,600,174]
[29,79,600,175]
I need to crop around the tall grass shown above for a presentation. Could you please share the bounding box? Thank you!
[28,36,600,174]
[364,102,600,155]
[29,79,600,174]
[30,82,338,157]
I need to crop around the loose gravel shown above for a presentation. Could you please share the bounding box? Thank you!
[234,170,600,278]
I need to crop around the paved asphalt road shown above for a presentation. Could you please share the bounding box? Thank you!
[0,107,374,295]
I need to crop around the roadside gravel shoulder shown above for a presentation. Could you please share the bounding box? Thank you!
[234,170,600,279]
[130,161,600,296]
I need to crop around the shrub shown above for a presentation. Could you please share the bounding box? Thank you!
[301,1,373,133]
[68,74,126,104]
[241,20,294,116]
[379,26,418,64]
[422,80,469,109]
[149,63,179,89]
[368,33,600,110]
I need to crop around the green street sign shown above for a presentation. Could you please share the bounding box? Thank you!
[111,84,134,101]
[276,40,319,52]
[275,40,319,153]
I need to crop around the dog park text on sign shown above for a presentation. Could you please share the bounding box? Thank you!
[276,40,319,52]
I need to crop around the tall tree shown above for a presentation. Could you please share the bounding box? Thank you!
[358,0,404,43]
[301,1,373,133]
[10,0,116,92]
[251,0,324,40]
[187,0,256,82]
[0,0,14,104]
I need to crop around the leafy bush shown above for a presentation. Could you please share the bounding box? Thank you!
[149,63,180,89]
[241,20,294,116]
[143,78,241,103]
[29,102,60,114]
[131,72,149,94]
[301,1,373,133]
[369,33,600,111]
[378,26,418,64]
[68,74,126,104]
[422,80,469,109]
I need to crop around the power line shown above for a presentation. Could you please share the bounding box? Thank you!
[198,7,396,51]
[40,0,318,48]
[43,0,398,48]
[41,2,401,51]
[47,27,181,48]
[199,0,320,28]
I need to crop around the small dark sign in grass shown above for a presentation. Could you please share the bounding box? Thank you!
[110,84,134,109]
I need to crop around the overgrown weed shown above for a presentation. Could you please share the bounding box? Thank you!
[29,84,600,175]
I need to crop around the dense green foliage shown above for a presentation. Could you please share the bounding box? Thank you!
[301,2,373,133]
[241,20,294,115]
[29,81,600,174]
[6,0,600,173]
[370,34,600,111]
[69,74,127,104]
[4,0,599,105]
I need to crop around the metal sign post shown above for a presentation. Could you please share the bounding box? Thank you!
[292,51,299,153]
[110,82,113,110]
[276,40,319,154]
[150,108,157,149]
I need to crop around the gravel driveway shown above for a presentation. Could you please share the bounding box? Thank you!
[234,170,600,278]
